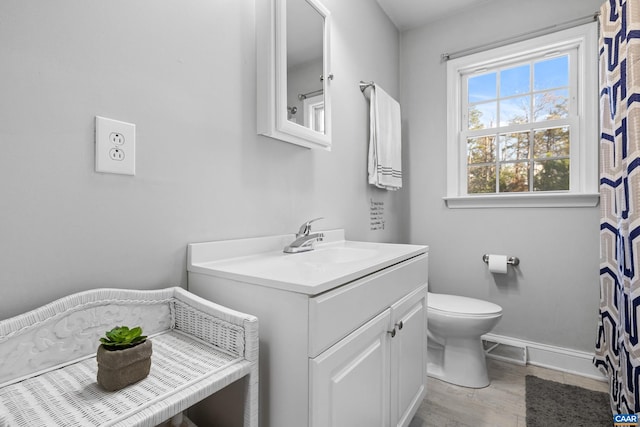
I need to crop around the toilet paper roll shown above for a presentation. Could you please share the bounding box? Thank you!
[488,254,508,274]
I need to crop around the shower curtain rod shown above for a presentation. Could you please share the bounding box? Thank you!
[298,89,323,101]
[441,11,600,62]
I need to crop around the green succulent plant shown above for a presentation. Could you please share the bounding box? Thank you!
[100,326,147,350]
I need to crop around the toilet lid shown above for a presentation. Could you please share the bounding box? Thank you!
[428,293,502,316]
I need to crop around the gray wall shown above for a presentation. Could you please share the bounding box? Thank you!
[1,0,605,355]
[401,0,603,352]
[0,0,404,319]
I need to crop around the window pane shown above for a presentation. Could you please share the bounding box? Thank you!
[313,106,325,133]
[500,64,530,97]
[534,159,570,191]
[499,132,530,161]
[533,126,569,158]
[467,136,496,164]
[534,89,569,122]
[534,55,569,91]
[499,162,529,192]
[468,165,496,193]
[468,72,497,103]
[499,96,531,125]
[468,102,497,129]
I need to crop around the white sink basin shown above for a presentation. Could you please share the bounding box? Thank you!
[188,230,428,295]
[283,246,378,265]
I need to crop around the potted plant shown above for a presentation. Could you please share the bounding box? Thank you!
[96,325,152,391]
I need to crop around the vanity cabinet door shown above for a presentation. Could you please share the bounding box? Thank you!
[389,285,427,427]
[309,309,391,427]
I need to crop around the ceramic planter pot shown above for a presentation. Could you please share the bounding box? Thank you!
[96,340,152,391]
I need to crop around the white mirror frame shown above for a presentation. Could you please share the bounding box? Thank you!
[256,0,332,150]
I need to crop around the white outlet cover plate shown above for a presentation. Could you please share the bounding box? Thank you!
[95,116,136,175]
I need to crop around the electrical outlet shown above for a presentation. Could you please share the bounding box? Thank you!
[110,132,125,146]
[109,148,125,161]
[95,116,135,175]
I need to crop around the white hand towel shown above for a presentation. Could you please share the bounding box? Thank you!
[368,85,402,190]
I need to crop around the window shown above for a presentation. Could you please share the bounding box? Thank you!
[303,94,325,133]
[445,23,599,208]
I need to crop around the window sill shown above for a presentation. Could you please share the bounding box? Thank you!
[443,192,600,209]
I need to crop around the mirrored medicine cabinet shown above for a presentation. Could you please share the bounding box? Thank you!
[257,0,332,150]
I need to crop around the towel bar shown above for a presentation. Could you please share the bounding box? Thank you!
[359,80,375,92]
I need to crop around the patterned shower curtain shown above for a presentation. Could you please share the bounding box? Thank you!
[595,0,640,414]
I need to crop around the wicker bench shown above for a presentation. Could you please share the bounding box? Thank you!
[0,287,258,427]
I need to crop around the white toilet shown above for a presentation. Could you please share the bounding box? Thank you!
[427,292,503,388]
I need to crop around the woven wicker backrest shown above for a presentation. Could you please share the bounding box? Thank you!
[172,300,245,358]
[0,288,176,387]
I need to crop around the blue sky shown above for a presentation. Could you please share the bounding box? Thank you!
[467,55,569,128]
[468,55,568,102]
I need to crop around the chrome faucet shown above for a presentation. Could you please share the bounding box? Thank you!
[284,218,324,253]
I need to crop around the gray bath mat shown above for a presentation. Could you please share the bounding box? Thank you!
[526,375,611,427]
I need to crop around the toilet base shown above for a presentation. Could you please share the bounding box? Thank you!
[427,337,490,388]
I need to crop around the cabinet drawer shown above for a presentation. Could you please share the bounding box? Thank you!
[308,254,428,358]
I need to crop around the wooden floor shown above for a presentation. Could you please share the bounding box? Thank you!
[409,358,609,427]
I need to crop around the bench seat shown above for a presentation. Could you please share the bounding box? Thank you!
[0,287,258,427]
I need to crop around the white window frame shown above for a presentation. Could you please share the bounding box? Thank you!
[303,94,325,133]
[444,23,599,208]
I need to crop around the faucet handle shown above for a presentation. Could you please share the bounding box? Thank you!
[297,217,324,237]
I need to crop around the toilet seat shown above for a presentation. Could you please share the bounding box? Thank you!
[428,293,502,317]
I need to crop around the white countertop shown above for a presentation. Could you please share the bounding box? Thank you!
[188,231,428,295]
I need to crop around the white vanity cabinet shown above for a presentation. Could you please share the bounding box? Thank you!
[390,286,428,427]
[310,285,427,427]
[187,232,428,427]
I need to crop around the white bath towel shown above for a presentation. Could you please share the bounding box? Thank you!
[368,85,402,190]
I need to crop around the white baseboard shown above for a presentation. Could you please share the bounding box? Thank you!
[482,333,607,382]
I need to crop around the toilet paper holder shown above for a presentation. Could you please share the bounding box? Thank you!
[482,254,520,266]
